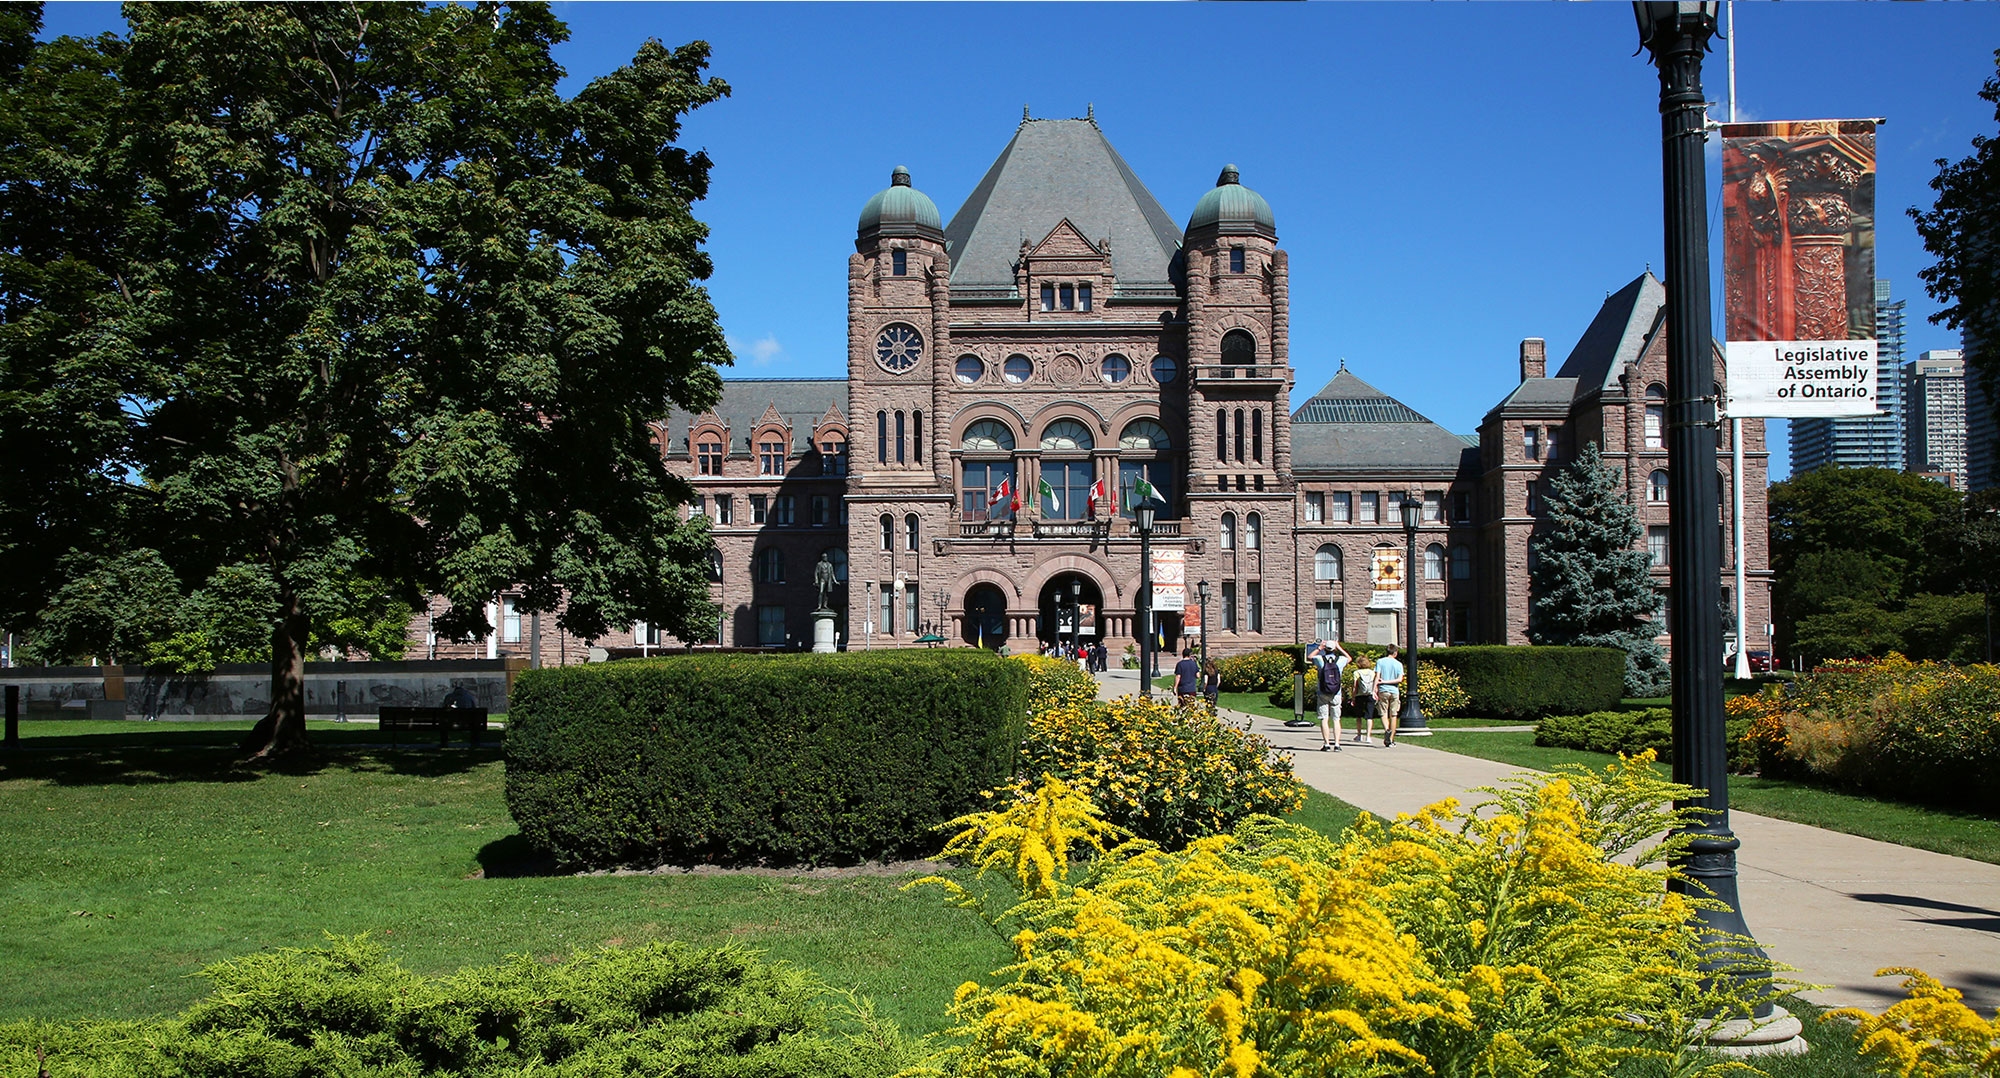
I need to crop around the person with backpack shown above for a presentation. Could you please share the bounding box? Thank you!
[1313,640,1350,751]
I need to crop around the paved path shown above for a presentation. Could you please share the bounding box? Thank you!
[1093,667,2000,1014]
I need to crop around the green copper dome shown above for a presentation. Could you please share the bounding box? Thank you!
[1186,164,1275,236]
[858,165,943,239]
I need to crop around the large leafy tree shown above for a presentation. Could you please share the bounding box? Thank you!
[1911,48,2000,414]
[1,3,730,759]
[1528,441,1668,696]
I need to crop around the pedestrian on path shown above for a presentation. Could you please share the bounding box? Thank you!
[1201,657,1220,709]
[1314,640,1349,751]
[1375,645,1405,746]
[1350,659,1377,743]
[1173,648,1200,703]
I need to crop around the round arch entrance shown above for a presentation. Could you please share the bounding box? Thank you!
[1037,572,1105,648]
[962,583,1008,649]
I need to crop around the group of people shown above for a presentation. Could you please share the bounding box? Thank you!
[1306,640,1404,752]
[1045,638,1111,673]
[1171,649,1222,708]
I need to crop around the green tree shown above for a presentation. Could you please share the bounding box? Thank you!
[1768,467,1964,658]
[2,3,731,759]
[1528,441,1668,696]
[1911,48,2000,417]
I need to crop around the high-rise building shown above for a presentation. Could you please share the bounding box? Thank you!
[1789,278,1906,473]
[1905,350,1967,488]
[1968,332,1997,493]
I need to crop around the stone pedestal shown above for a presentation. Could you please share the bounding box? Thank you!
[811,609,838,654]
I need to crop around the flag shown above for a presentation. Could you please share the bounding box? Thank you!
[1039,477,1058,514]
[988,479,1011,508]
[1089,478,1115,517]
[1156,623,1166,649]
[1133,475,1159,504]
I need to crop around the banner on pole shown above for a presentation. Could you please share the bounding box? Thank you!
[1720,119,1878,419]
[1152,548,1186,612]
[1369,548,1405,610]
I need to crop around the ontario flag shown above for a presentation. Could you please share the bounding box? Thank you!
[989,479,1019,514]
[1132,475,1160,504]
[1088,478,1116,518]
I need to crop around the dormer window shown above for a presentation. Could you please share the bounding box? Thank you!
[892,249,907,276]
[759,439,787,476]
[1040,283,1054,311]
[1078,283,1092,311]
[1059,284,1074,310]
[1230,246,1245,273]
[697,439,724,475]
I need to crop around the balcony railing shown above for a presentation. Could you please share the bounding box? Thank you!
[954,519,1185,540]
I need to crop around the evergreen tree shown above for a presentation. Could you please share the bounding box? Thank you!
[1529,441,1669,696]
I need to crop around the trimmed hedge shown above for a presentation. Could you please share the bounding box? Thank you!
[3,938,912,1077]
[1420,646,1626,719]
[1536,708,1757,772]
[505,650,1028,868]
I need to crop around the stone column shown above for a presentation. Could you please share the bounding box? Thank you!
[1784,148,1864,341]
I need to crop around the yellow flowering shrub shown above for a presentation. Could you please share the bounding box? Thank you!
[1007,656,1305,849]
[912,753,1787,1078]
[1833,968,2000,1078]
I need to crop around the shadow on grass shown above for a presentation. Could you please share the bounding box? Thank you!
[0,732,504,786]
[473,832,565,878]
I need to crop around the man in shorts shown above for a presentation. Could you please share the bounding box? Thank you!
[1374,645,1405,746]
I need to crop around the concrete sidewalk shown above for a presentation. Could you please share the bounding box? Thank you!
[1092,667,2000,1014]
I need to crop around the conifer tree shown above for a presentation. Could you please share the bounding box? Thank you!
[1529,441,1669,696]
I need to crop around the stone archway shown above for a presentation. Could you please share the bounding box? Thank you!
[963,583,1009,649]
[1036,571,1105,649]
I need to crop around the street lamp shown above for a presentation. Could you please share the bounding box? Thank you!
[1135,498,1160,701]
[1398,490,1428,734]
[934,586,949,641]
[1196,579,1210,682]
[1637,1,1792,1044]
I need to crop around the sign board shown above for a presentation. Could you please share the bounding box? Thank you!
[1184,602,1202,636]
[1720,119,1879,419]
[1152,548,1186,612]
[1369,548,1405,610]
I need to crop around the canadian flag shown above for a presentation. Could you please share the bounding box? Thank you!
[989,479,1019,513]
[1089,478,1116,517]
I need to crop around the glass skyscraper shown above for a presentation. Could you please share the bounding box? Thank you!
[1789,279,1907,473]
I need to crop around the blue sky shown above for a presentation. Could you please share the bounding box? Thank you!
[39,2,2000,480]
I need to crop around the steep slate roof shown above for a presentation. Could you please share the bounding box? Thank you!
[661,378,848,458]
[1554,272,1666,394]
[1493,376,1580,411]
[1289,368,1477,473]
[943,117,1185,292]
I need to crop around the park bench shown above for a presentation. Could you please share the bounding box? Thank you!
[377,706,488,748]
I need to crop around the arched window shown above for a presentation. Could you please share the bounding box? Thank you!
[1246,511,1262,550]
[1039,419,1094,452]
[1233,409,1245,462]
[1216,409,1227,462]
[1252,409,1263,463]
[879,514,893,551]
[904,514,920,552]
[1221,329,1255,370]
[1425,543,1445,581]
[707,547,724,582]
[1649,469,1669,503]
[1119,419,1171,451]
[962,419,1015,452]
[913,410,923,463]
[1119,420,1174,520]
[1451,544,1472,580]
[1220,512,1237,551]
[1644,384,1666,450]
[1314,544,1343,581]
[877,411,888,463]
[895,410,906,464]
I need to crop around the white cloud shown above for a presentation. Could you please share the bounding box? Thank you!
[727,334,785,367]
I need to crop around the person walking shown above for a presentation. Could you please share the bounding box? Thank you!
[1314,639,1349,751]
[1173,648,1201,704]
[1201,657,1220,709]
[1350,658,1378,744]
[1375,645,1405,747]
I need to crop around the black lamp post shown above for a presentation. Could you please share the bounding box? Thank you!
[1637,1,1785,1026]
[1135,499,1158,701]
[1196,579,1210,680]
[1068,579,1083,646]
[1398,490,1427,734]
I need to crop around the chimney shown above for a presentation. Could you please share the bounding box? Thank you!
[1520,338,1546,381]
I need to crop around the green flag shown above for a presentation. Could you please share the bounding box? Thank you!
[1039,477,1058,513]
[1133,475,1159,504]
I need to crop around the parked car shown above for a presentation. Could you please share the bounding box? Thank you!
[1747,650,1772,673]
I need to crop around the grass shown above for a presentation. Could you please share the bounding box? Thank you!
[0,719,1363,1036]
[1422,730,2000,865]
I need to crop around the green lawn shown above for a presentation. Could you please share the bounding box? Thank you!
[1423,730,2000,865]
[0,720,1362,1035]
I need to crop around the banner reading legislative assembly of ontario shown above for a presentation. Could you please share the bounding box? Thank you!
[1720,119,1879,418]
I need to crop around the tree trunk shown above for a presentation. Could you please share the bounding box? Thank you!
[240,591,313,763]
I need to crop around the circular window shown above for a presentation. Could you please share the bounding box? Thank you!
[955,354,985,384]
[1151,355,1178,383]
[1101,354,1131,383]
[1003,354,1034,384]
[875,323,924,373]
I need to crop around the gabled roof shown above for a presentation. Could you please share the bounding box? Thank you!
[660,378,848,457]
[943,117,1184,290]
[1555,272,1666,393]
[1290,368,1476,472]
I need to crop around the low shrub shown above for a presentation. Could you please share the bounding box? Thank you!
[1216,649,1295,693]
[1738,655,2000,811]
[1011,669,1305,849]
[505,651,1028,867]
[0,938,915,1078]
[1538,707,1758,772]
[914,756,1790,1077]
[1422,645,1626,719]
